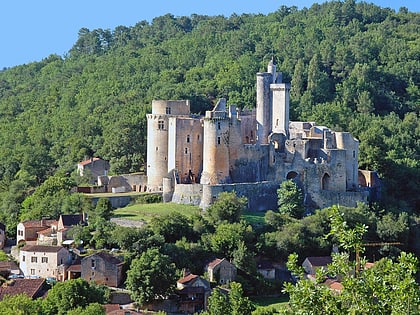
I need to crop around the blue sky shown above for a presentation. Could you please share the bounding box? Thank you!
[1,1,418,69]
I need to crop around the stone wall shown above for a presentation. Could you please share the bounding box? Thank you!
[172,183,203,206]
[200,181,280,211]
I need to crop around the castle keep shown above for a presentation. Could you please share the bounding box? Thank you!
[146,60,368,211]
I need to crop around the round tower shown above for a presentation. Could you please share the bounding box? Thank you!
[256,72,272,145]
[336,132,359,190]
[201,100,231,185]
[146,112,169,191]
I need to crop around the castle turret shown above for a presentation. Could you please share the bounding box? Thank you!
[335,132,359,190]
[200,99,231,185]
[146,100,190,191]
[256,71,272,144]
[271,80,290,137]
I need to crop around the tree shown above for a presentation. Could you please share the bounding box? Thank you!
[277,180,304,219]
[283,208,420,314]
[0,294,41,315]
[150,211,196,243]
[205,221,254,259]
[125,248,177,306]
[42,278,109,315]
[67,303,105,315]
[206,191,247,225]
[229,282,255,315]
[93,198,114,222]
[204,288,231,315]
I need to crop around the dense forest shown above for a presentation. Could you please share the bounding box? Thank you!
[0,1,418,231]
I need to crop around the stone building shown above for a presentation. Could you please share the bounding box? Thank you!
[81,251,124,287]
[146,59,369,211]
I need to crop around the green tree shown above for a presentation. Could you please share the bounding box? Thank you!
[125,248,177,306]
[229,282,255,315]
[0,294,41,315]
[205,288,231,315]
[206,191,247,225]
[42,278,109,315]
[67,303,105,315]
[277,180,304,219]
[150,211,196,243]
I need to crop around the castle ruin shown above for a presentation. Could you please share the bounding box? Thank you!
[146,59,369,211]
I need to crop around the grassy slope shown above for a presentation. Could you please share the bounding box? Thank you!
[113,202,201,222]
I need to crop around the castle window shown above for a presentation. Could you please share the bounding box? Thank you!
[185,148,188,154]
[186,135,190,143]
[217,122,221,130]
[353,150,355,158]
[42,257,48,263]
[217,137,221,145]
[197,135,200,142]
[31,257,37,263]
[166,107,171,114]
[158,120,164,130]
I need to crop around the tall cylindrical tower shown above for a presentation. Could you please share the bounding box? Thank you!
[201,100,231,185]
[256,72,272,144]
[336,132,359,190]
[146,113,169,191]
[146,100,190,191]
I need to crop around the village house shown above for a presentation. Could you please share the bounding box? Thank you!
[206,258,237,284]
[0,260,21,279]
[256,260,277,280]
[17,219,58,245]
[176,273,211,314]
[77,157,110,184]
[19,245,71,280]
[17,214,85,246]
[56,213,85,245]
[0,278,46,301]
[81,252,124,287]
[302,256,333,275]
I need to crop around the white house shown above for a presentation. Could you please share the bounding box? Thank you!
[19,245,70,280]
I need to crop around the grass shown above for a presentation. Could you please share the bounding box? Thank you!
[113,202,201,222]
[251,295,289,311]
[242,211,266,226]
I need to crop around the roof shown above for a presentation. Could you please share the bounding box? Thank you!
[37,227,53,236]
[78,157,101,166]
[20,245,66,253]
[0,278,45,300]
[85,252,123,265]
[207,258,223,269]
[177,273,199,285]
[66,264,81,273]
[0,261,19,271]
[257,260,275,270]
[21,219,57,228]
[305,256,332,267]
[324,278,343,292]
[59,214,83,227]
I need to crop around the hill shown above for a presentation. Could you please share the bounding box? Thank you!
[0,1,418,230]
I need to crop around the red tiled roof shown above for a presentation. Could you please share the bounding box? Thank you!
[364,262,375,269]
[104,304,120,313]
[178,273,199,285]
[21,219,57,228]
[324,279,343,292]
[0,278,45,300]
[305,256,332,267]
[207,258,223,269]
[78,157,101,166]
[37,227,53,235]
[20,245,65,253]
[66,264,81,273]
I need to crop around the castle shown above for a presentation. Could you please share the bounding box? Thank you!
[146,59,370,211]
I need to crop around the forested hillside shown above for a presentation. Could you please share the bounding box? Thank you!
[0,1,418,230]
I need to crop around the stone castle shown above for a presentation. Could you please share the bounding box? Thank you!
[146,59,371,211]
